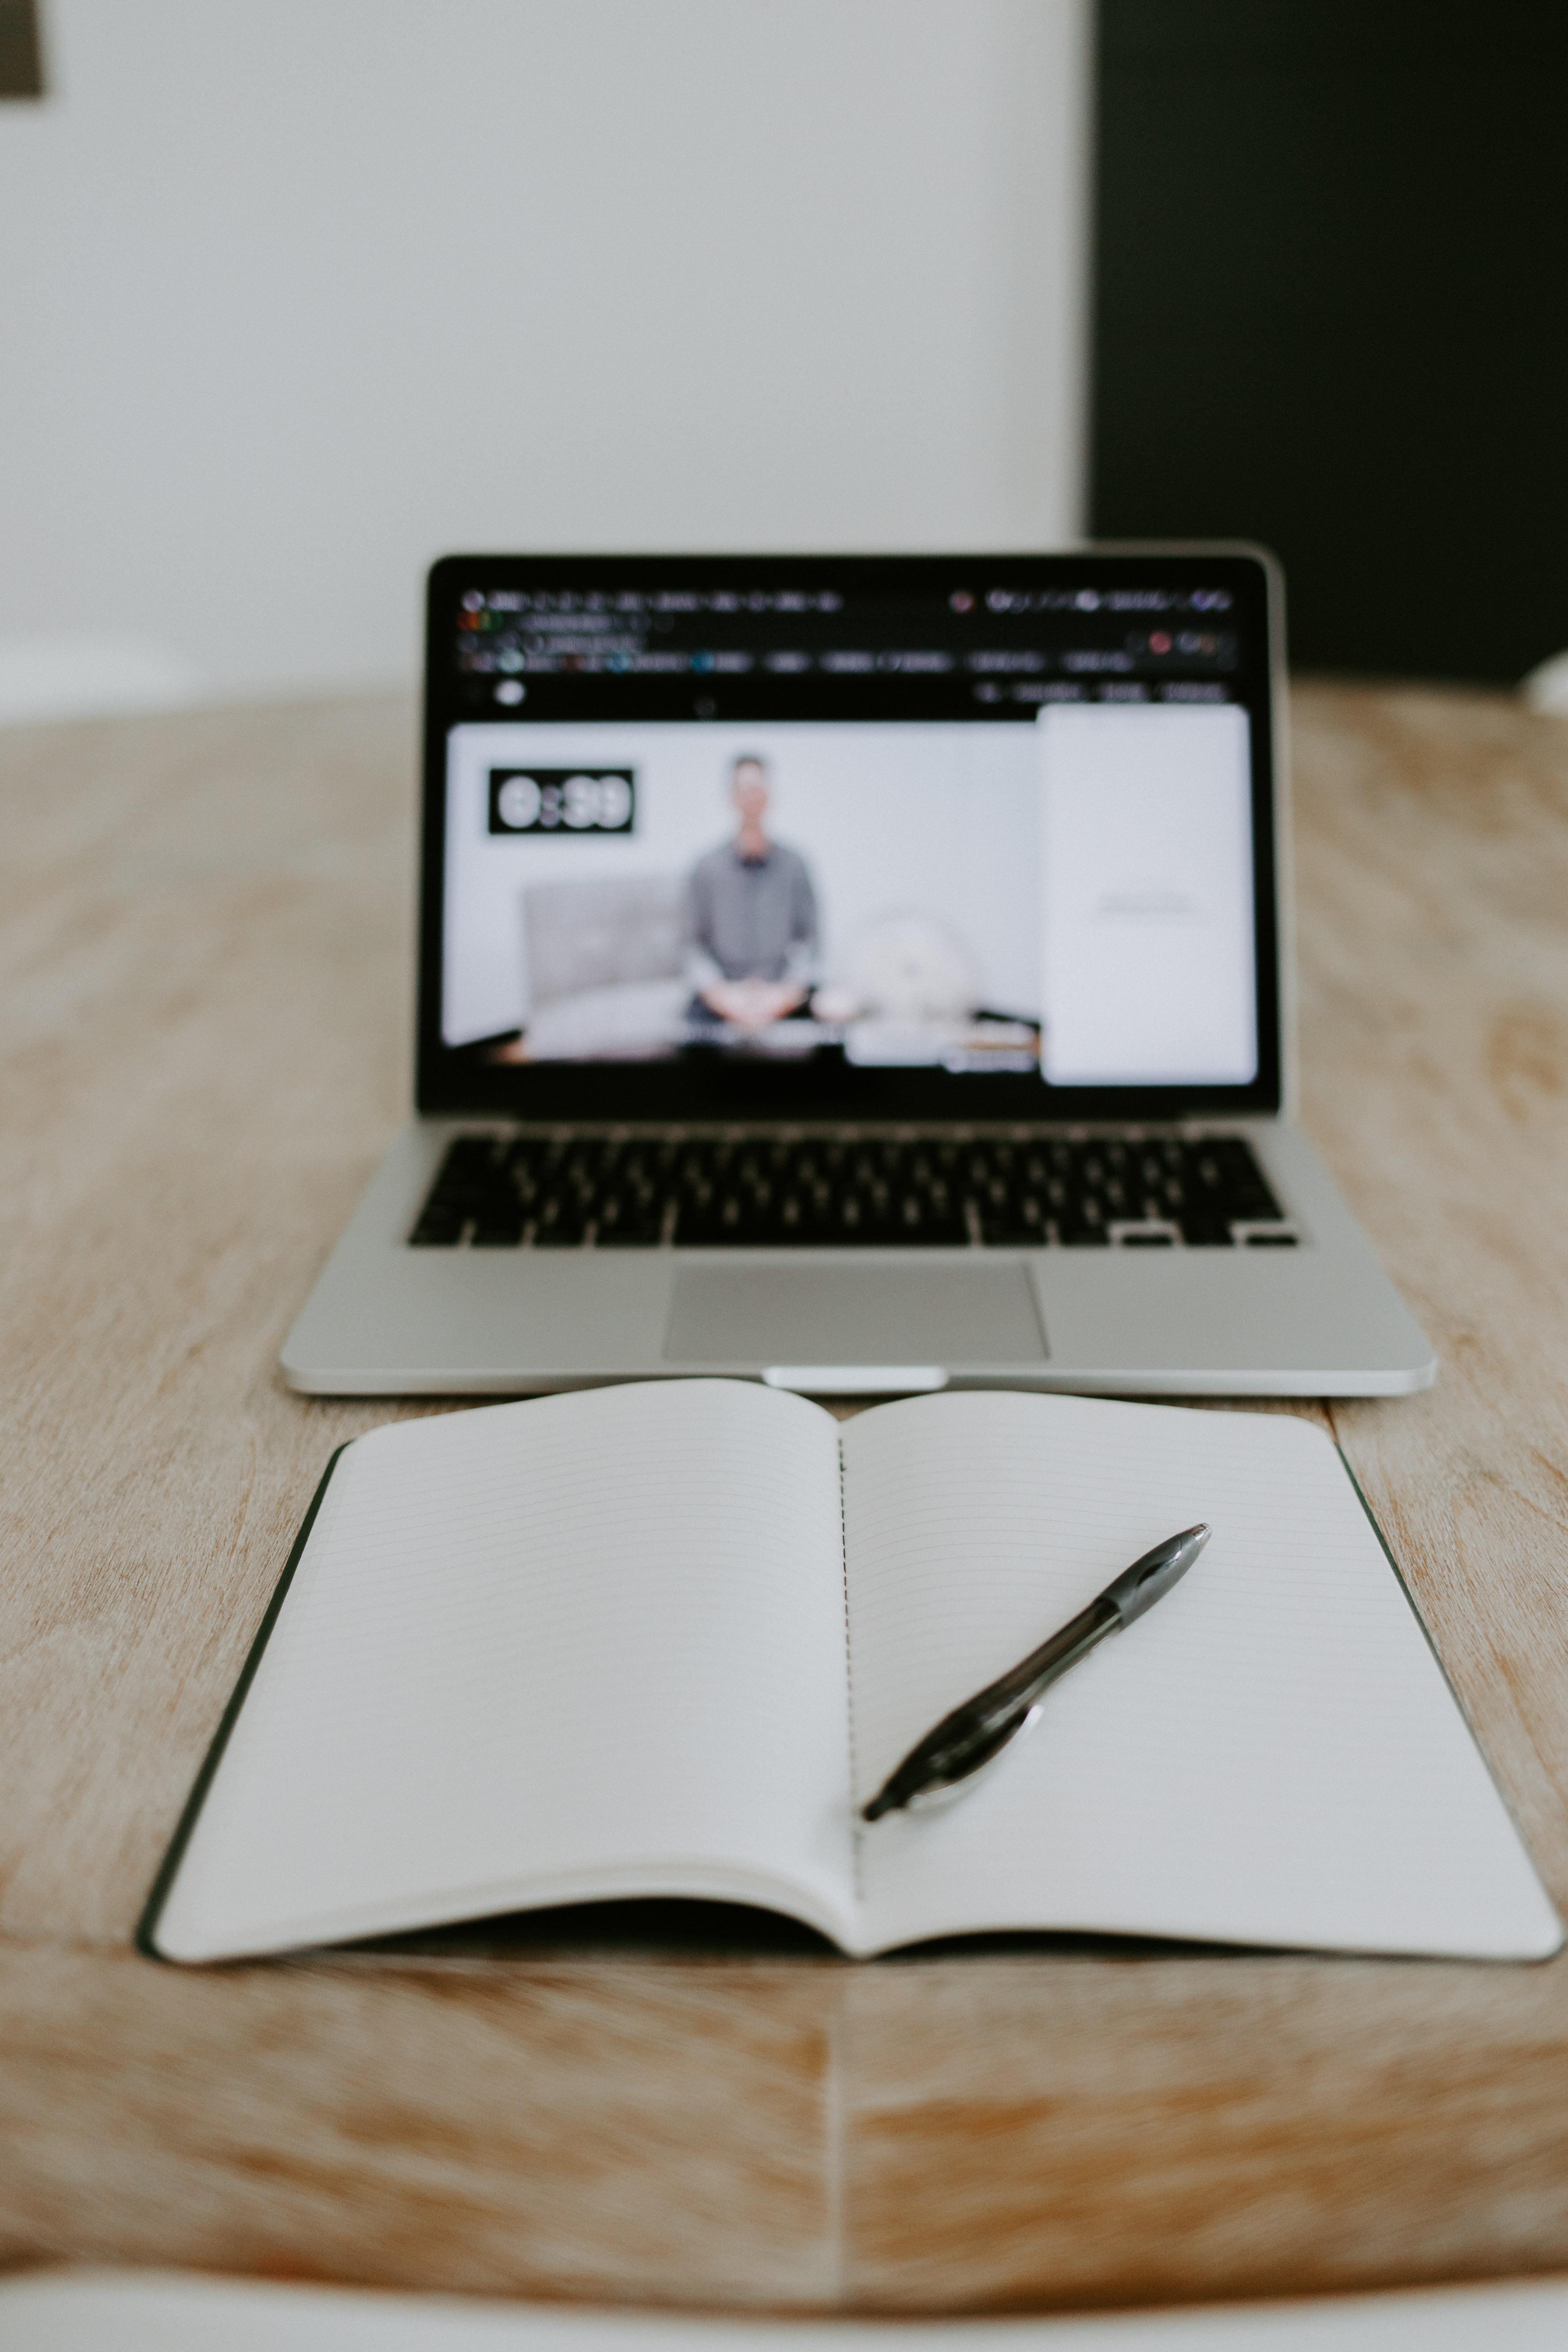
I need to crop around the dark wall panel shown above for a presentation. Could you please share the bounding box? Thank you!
[1091,1,1568,681]
[0,0,44,98]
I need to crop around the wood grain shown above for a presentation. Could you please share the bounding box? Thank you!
[0,1941,837,2304]
[841,1954,1568,2311]
[3,683,1568,2309]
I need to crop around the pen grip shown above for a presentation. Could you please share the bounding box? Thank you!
[861,1597,1119,1821]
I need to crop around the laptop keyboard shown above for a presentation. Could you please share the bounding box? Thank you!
[408,1132,1295,1250]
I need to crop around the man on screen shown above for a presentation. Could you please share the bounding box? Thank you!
[684,754,820,1029]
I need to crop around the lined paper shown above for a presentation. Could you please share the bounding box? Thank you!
[841,1392,1560,1961]
[157,1381,854,1961]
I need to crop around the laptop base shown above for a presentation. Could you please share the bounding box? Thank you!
[281,1120,1435,1399]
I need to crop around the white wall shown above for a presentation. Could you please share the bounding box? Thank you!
[0,0,1090,700]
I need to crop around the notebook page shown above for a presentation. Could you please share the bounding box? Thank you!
[157,1380,855,1960]
[841,1392,1560,1961]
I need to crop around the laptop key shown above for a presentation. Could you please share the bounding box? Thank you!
[593,1196,664,1247]
[980,1197,1048,1247]
[895,1194,969,1244]
[470,1212,525,1247]
[1181,1216,1237,1247]
[409,1212,466,1246]
[532,1197,589,1246]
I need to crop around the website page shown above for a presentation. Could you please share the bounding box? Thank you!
[433,564,1263,1092]
[442,707,1255,1086]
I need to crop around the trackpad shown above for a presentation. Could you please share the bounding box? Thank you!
[664,1263,1047,1369]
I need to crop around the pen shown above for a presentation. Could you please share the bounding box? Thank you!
[860,1523,1211,1822]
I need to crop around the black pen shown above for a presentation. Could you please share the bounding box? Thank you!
[861,1524,1211,1823]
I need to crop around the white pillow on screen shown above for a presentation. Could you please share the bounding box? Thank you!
[839,911,981,1024]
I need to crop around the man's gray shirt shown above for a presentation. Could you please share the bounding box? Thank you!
[683,841,819,987]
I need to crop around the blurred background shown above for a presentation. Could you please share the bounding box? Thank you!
[1,0,1564,714]
[1092,0,1568,685]
[0,0,1087,711]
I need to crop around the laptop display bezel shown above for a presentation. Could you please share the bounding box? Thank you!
[415,549,1284,1124]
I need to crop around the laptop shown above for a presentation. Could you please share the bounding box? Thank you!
[282,547,1435,1399]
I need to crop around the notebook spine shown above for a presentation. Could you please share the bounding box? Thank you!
[135,1445,350,1962]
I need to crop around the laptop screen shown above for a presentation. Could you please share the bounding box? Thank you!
[418,551,1280,1121]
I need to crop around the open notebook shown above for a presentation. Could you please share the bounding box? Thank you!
[143,1382,1560,1965]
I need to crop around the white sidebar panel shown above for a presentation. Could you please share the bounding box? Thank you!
[1038,702,1257,1087]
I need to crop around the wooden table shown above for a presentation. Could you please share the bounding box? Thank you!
[6,682,1568,2312]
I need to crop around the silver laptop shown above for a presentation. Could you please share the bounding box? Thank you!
[282,548,1433,1399]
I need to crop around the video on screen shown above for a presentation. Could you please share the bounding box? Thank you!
[442,722,1045,1073]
